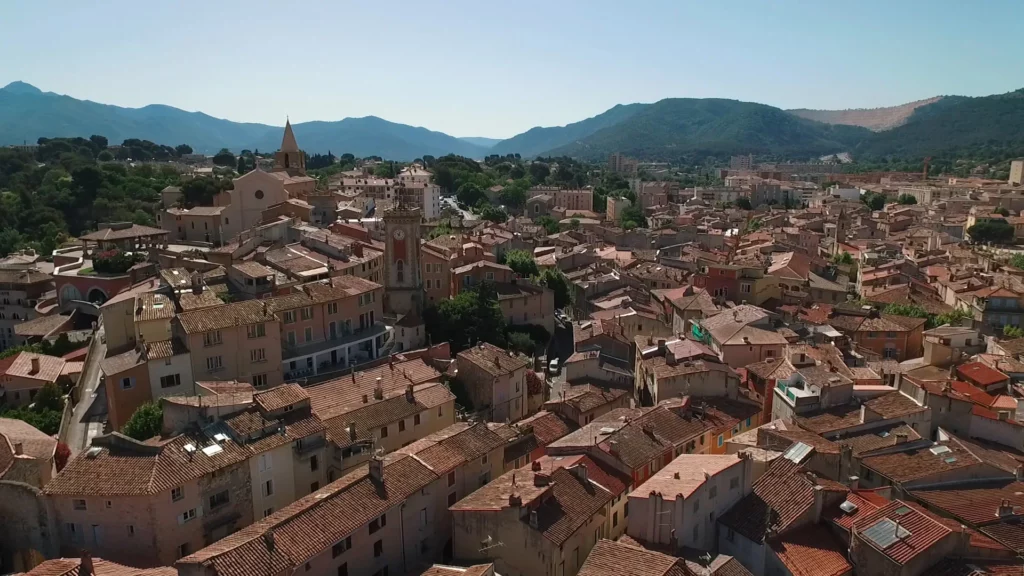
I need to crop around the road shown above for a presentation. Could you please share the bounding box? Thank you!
[441,196,478,223]
[64,324,107,454]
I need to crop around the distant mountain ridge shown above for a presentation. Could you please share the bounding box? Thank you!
[787,97,944,131]
[4,81,1024,163]
[0,82,489,160]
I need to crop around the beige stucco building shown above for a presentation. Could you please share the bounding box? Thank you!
[455,343,530,423]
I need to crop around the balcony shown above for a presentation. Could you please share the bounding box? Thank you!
[282,323,390,361]
[294,435,327,457]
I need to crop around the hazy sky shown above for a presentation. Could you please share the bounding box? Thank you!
[3,0,1023,139]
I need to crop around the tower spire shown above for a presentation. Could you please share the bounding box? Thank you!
[281,117,299,152]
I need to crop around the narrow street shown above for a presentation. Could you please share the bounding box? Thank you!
[63,324,107,455]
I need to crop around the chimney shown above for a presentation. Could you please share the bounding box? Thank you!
[508,493,522,507]
[29,357,40,375]
[362,394,369,404]
[673,471,681,480]
[389,354,394,370]
[348,422,356,441]
[812,484,825,523]
[529,510,539,528]
[1016,464,1023,482]
[191,272,202,295]
[997,499,1015,518]
[534,472,551,487]
[369,451,384,483]
[13,442,23,456]
[80,551,94,576]
[571,463,588,484]
[531,460,542,472]
[374,377,383,400]
[848,475,860,490]
[405,384,414,402]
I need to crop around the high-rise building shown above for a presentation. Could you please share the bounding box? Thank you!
[1010,159,1024,186]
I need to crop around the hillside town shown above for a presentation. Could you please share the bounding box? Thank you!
[5,122,1024,576]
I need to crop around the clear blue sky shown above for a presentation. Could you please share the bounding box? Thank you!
[2,0,1023,139]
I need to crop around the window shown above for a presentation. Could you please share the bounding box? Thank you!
[414,414,421,426]
[486,271,494,281]
[886,331,896,339]
[693,499,699,512]
[612,511,618,527]
[369,514,387,534]
[327,302,338,315]
[209,490,229,509]
[304,327,313,342]
[717,435,723,447]
[310,481,319,492]
[420,508,428,527]
[398,419,406,432]
[438,406,443,417]
[374,539,383,557]
[264,508,273,518]
[178,543,191,559]
[710,486,718,498]
[479,471,490,486]
[448,491,457,506]
[120,377,134,390]
[253,373,268,388]
[251,348,266,363]
[179,508,197,523]
[127,524,135,536]
[311,455,319,471]
[727,528,735,542]
[380,425,388,438]
[332,536,352,557]
[397,260,405,283]
[283,310,296,324]
[105,500,112,509]
[206,356,223,371]
[301,307,313,320]
[746,417,752,427]
[482,454,488,465]
[73,499,87,511]
[337,564,348,576]
[868,331,877,338]
[203,330,222,346]
[448,471,456,486]
[741,283,751,294]
[160,374,181,389]
[730,476,739,490]
[247,323,266,338]
[624,502,629,517]
[171,487,184,502]
[263,479,274,497]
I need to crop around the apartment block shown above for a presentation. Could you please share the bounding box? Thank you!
[304,357,456,479]
[0,268,53,352]
[176,300,283,389]
[454,343,530,423]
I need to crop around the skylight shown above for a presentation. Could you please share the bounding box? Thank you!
[929,445,951,455]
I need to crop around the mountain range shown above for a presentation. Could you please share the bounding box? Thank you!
[2,81,1023,162]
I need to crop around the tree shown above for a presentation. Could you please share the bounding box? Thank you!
[212,148,236,167]
[372,162,396,178]
[996,206,1011,216]
[536,216,560,235]
[33,382,64,413]
[1005,325,1024,339]
[539,268,572,309]
[931,308,972,329]
[123,402,163,441]
[89,135,108,149]
[55,442,71,472]
[456,183,487,207]
[897,194,918,205]
[504,250,539,277]
[735,197,752,210]
[1009,254,1024,269]
[97,150,114,162]
[480,204,508,224]
[832,252,854,265]
[862,191,886,211]
[882,303,929,319]
[507,332,536,356]
[424,282,507,353]
[428,221,452,240]
[236,156,247,174]
[968,220,1015,244]
[175,144,193,156]
[620,205,646,230]
[529,162,550,182]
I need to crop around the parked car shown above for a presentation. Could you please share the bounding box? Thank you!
[548,358,560,375]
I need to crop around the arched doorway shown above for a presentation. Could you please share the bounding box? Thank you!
[86,287,108,305]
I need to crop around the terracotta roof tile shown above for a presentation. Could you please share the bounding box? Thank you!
[20,557,176,576]
[0,417,57,461]
[253,384,309,413]
[177,300,277,334]
[911,481,1024,526]
[578,539,687,576]
[515,410,577,447]
[2,352,65,382]
[852,500,952,565]
[457,343,530,377]
[768,525,852,576]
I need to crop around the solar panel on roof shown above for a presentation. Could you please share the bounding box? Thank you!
[782,441,812,463]
[945,457,958,464]
[863,518,911,549]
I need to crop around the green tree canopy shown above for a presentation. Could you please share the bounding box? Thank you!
[212,148,236,167]
[896,194,918,205]
[995,206,1011,216]
[1009,254,1024,269]
[619,205,646,230]
[968,220,1015,244]
[480,204,508,224]
[123,402,163,441]
[504,250,539,277]
[424,281,507,353]
[539,268,572,309]
[735,197,752,210]
[536,216,560,235]
[862,191,886,211]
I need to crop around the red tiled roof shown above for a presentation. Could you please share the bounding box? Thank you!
[768,525,852,576]
[911,481,1024,526]
[578,539,687,576]
[517,410,577,446]
[853,500,952,565]
[957,362,1009,387]
[21,557,176,576]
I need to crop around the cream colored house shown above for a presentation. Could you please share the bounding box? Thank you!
[454,343,530,423]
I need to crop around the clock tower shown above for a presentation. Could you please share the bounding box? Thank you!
[383,203,424,316]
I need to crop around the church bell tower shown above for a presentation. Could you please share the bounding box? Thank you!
[383,202,424,316]
[273,119,306,177]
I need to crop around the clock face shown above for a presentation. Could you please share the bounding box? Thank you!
[393,229,406,240]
